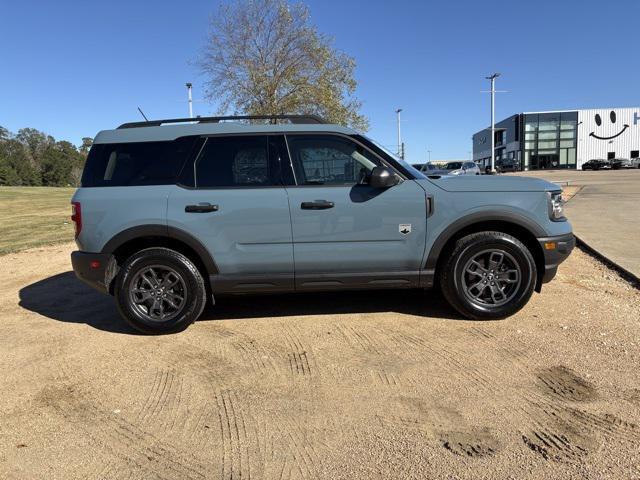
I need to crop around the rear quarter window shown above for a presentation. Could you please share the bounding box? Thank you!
[81,136,198,187]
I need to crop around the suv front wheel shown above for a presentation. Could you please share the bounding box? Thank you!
[115,248,207,334]
[439,232,537,320]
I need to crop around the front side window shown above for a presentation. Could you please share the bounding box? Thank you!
[286,135,381,186]
[195,135,278,187]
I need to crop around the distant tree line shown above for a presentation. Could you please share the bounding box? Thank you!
[0,126,92,187]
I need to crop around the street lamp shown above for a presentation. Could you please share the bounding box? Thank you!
[485,73,501,173]
[186,82,193,118]
[396,108,403,158]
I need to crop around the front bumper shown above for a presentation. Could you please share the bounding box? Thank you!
[71,251,117,294]
[537,233,575,284]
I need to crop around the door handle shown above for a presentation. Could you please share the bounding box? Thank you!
[301,200,334,210]
[185,203,219,213]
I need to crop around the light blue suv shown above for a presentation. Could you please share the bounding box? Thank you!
[71,115,574,333]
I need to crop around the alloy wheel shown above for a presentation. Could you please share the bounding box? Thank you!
[461,249,522,307]
[129,265,187,322]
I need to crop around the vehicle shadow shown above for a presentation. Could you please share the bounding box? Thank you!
[19,271,462,335]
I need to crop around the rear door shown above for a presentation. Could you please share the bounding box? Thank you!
[284,134,427,290]
[167,134,294,293]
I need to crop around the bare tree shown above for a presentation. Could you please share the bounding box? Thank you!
[199,0,368,130]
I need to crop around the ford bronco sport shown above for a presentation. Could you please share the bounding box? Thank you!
[71,115,574,333]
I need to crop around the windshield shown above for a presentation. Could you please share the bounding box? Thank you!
[360,135,426,178]
[445,162,463,170]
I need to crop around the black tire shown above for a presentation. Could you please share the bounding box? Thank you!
[439,231,537,320]
[115,248,206,334]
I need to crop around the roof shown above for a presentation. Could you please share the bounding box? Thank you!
[93,115,357,144]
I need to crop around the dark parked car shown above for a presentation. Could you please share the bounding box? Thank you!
[582,159,610,171]
[610,158,633,170]
[496,159,520,173]
[419,162,440,173]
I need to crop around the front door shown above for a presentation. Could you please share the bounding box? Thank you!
[167,135,294,293]
[284,134,427,290]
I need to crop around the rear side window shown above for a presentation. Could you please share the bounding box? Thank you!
[81,137,197,187]
[194,136,279,187]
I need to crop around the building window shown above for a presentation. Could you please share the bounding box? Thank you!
[538,131,557,140]
[608,152,615,160]
[631,150,639,159]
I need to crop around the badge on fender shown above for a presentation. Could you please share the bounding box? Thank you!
[399,224,411,235]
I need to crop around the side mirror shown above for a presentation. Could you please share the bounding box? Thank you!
[369,166,400,188]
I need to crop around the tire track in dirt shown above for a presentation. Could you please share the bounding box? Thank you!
[515,382,640,463]
[272,415,322,480]
[282,325,315,380]
[383,328,495,394]
[451,326,640,464]
[36,383,209,480]
[135,368,185,433]
[375,402,500,458]
[536,365,598,402]
[440,429,499,457]
[372,370,400,387]
[216,389,246,480]
[231,335,281,376]
[335,323,405,389]
[385,324,640,464]
[336,324,387,356]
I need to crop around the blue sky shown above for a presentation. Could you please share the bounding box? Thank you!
[1,0,639,161]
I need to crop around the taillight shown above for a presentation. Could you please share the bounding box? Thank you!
[71,202,82,239]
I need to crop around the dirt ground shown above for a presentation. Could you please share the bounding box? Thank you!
[1,242,639,480]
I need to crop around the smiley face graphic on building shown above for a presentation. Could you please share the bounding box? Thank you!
[589,110,629,140]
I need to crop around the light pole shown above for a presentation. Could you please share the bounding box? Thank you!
[427,149,431,163]
[485,73,500,173]
[395,108,402,157]
[186,82,193,118]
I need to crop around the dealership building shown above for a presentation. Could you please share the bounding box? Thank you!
[472,107,640,170]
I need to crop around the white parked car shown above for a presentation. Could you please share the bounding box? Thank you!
[435,161,480,176]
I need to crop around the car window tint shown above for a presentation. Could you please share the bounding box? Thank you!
[287,135,380,185]
[81,137,197,187]
[195,136,275,187]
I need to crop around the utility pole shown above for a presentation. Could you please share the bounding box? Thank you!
[186,82,193,118]
[395,108,402,157]
[485,73,500,173]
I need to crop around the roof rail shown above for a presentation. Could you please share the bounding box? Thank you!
[117,114,327,129]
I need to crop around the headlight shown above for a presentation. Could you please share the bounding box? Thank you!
[450,169,462,175]
[547,191,566,221]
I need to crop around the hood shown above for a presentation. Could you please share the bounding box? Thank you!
[419,175,559,192]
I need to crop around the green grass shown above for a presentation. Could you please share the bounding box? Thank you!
[0,186,76,255]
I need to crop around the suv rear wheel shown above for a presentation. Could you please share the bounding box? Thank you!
[115,248,206,334]
[439,232,536,320]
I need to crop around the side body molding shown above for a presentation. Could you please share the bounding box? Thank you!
[423,210,546,272]
[101,224,219,274]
